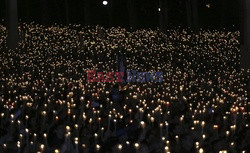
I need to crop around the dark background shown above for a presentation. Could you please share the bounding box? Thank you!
[0,0,240,30]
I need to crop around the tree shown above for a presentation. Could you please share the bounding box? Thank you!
[159,0,168,32]
[6,0,18,49]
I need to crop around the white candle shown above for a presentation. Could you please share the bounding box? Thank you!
[25,128,29,147]
[40,144,45,152]
[201,121,205,134]
[226,131,230,138]
[108,114,111,131]
[114,119,117,133]
[43,133,48,146]
[25,115,29,127]
[96,144,101,152]
[89,118,93,129]
[75,137,79,153]
[117,144,122,152]
[98,117,101,130]
[101,127,104,140]
[33,133,37,144]
[213,125,219,135]
[175,135,179,144]
[129,109,132,120]
[134,143,139,153]
[165,122,169,139]
[17,141,21,153]
[41,111,46,128]
[160,123,163,137]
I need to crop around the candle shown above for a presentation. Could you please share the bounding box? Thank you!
[25,115,29,127]
[129,109,132,120]
[3,144,6,152]
[213,125,218,131]
[75,137,79,153]
[140,121,145,129]
[219,151,227,153]
[33,133,37,144]
[108,114,111,131]
[199,148,204,153]
[150,117,154,126]
[230,125,236,134]
[114,119,117,134]
[40,144,45,152]
[55,149,60,153]
[98,117,101,130]
[17,120,21,131]
[223,116,227,125]
[56,116,59,123]
[101,127,104,139]
[82,113,86,126]
[160,123,163,137]
[96,144,101,152]
[226,131,230,138]
[134,143,139,152]
[43,133,48,146]
[175,135,179,144]
[66,126,71,132]
[17,141,21,153]
[180,115,184,126]
[231,108,237,125]
[165,122,169,139]
[117,144,122,152]
[75,124,79,136]
[25,128,29,147]
[89,118,93,129]
[73,115,76,122]
[41,111,46,128]
[195,142,199,149]
[19,134,23,146]
[94,133,98,145]
[230,142,234,149]
[139,108,144,121]
[201,121,205,134]
[82,144,86,151]
[202,134,206,141]
[67,109,71,123]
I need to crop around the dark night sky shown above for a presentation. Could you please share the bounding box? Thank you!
[0,0,240,30]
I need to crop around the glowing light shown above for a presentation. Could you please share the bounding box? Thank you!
[103,1,108,6]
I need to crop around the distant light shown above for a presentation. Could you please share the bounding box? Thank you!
[158,8,161,12]
[103,1,108,6]
[206,4,211,8]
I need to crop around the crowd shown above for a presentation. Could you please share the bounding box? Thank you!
[0,23,249,153]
